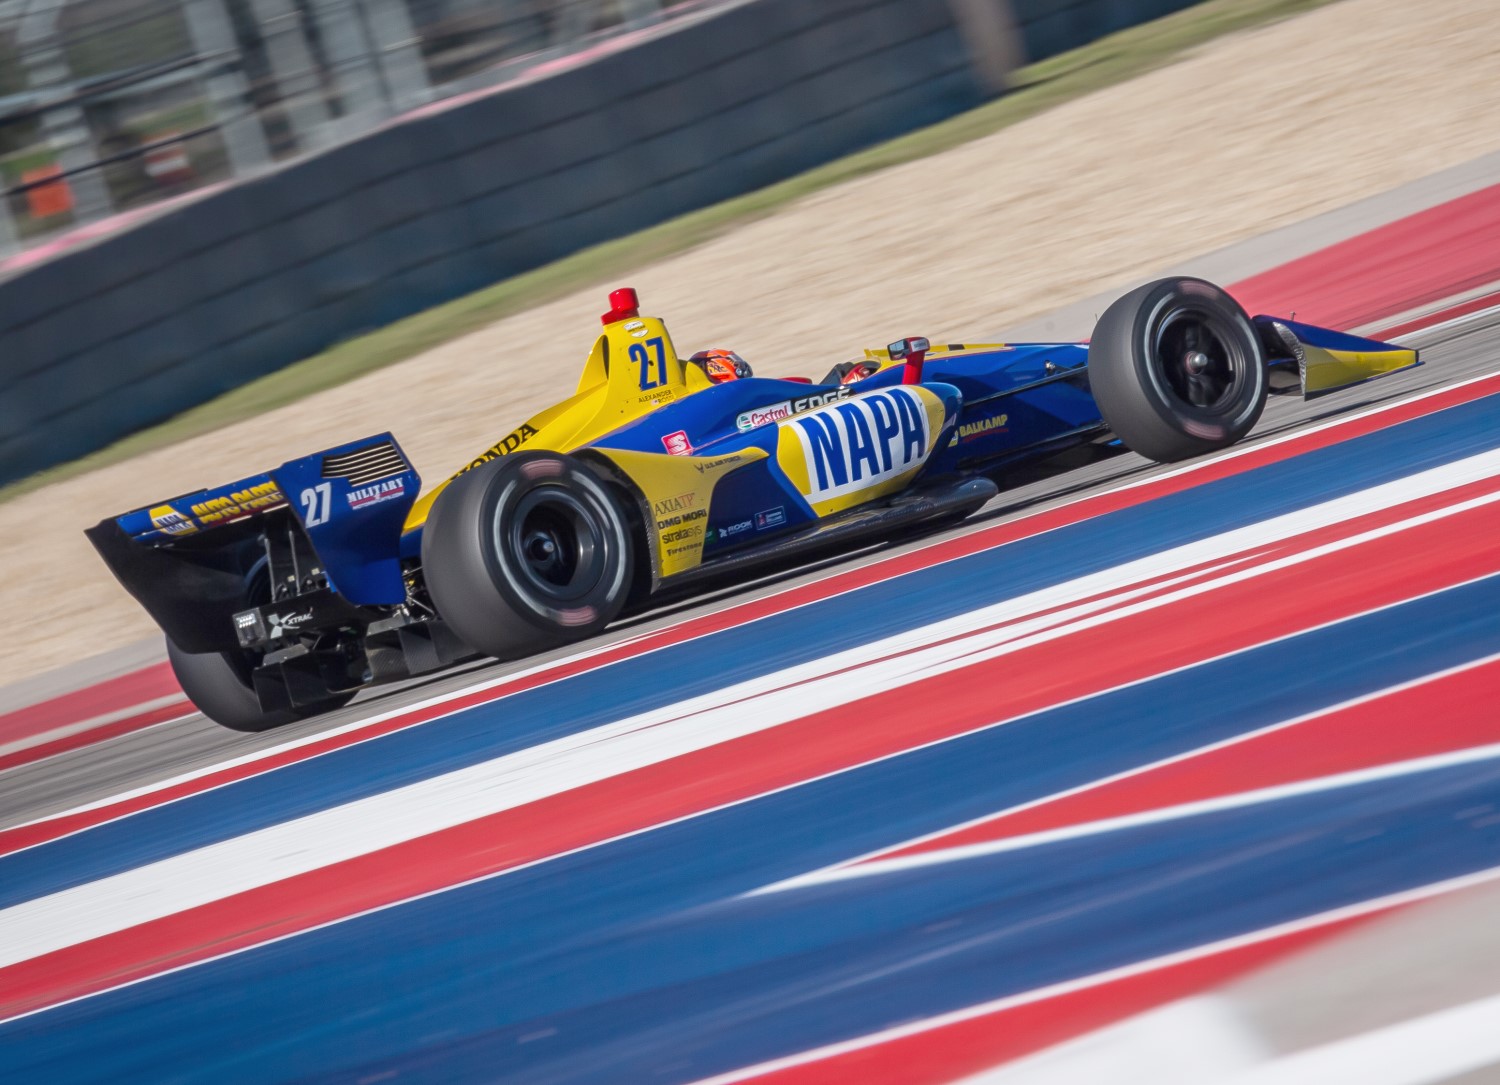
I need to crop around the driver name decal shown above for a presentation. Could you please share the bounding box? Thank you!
[787,388,929,502]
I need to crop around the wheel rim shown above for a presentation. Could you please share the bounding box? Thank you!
[1150,305,1251,416]
[501,486,607,603]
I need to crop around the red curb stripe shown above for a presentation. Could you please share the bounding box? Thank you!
[724,913,1388,1085]
[0,704,192,775]
[5,488,1498,1020]
[5,372,1499,860]
[0,662,180,747]
[1230,183,1500,330]
[1372,288,1500,341]
[875,654,1500,864]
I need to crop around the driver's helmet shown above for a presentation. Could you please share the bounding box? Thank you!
[690,348,752,384]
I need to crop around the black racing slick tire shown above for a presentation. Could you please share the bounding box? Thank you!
[1088,277,1268,463]
[420,451,635,661]
[166,636,354,733]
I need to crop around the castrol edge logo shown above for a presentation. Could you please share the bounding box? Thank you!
[783,387,931,501]
[736,387,849,432]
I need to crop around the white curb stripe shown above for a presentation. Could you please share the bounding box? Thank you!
[0,695,190,761]
[17,355,1497,843]
[0,453,1496,971]
[756,649,1500,894]
[688,867,1500,1085]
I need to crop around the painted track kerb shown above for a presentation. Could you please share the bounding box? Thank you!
[689,866,1500,1085]
[784,741,1500,883]
[0,700,190,760]
[10,359,1499,854]
[2,454,1497,972]
[763,647,1500,891]
[4,355,1499,1073]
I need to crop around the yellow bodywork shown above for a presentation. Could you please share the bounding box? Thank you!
[403,314,714,532]
[1300,344,1419,397]
[586,446,769,577]
[860,342,1009,364]
[403,311,960,581]
[774,385,949,517]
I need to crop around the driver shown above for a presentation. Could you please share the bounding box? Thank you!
[689,349,753,383]
[691,348,883,387]
[823,359,883,385]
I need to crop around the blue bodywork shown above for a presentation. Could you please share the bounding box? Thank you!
[569,344,1096,561]
[93,311,1413,661]
[109,434,421,610]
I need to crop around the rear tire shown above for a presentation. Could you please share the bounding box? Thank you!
[1088,277,1268,463]
[421,452,635,660]
[166,637,353,733]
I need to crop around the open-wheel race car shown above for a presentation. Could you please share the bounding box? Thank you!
[89,278,1418,731]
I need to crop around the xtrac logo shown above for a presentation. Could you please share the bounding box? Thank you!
[790,388,929,500]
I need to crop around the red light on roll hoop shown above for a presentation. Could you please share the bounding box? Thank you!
[601,286,641,325]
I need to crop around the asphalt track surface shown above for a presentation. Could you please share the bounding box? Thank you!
[3,309,1499,1084]
[1,311,1491,831]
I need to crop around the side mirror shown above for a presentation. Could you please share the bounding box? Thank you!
[886,336,930,361]
[888,337,931,384]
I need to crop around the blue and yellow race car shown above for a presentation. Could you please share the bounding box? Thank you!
[89,278,1417,730]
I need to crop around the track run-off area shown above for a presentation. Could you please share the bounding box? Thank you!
[1,289,1499,1080]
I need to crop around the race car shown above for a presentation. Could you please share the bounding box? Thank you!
[88,278,1418,731]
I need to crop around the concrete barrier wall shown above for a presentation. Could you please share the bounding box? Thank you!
[1013,0,1204,58]
[0,0,1204,486]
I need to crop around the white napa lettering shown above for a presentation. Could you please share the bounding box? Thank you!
[892,388,926,464]
[866,393,900,472]
[835,401,880,483]
[796,390,929,498]
[798,412,847,492]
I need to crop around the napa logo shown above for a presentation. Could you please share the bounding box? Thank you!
[787,388,930,501]
[148,505,198,537]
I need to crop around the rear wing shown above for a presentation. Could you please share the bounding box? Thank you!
[87,434,420,652]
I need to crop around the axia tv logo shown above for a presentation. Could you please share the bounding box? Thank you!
[789,388,929,499]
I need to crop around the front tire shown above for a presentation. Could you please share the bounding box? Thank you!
[1088,277,1268,463]
[421,452,635,661]
[166,637,353,733]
